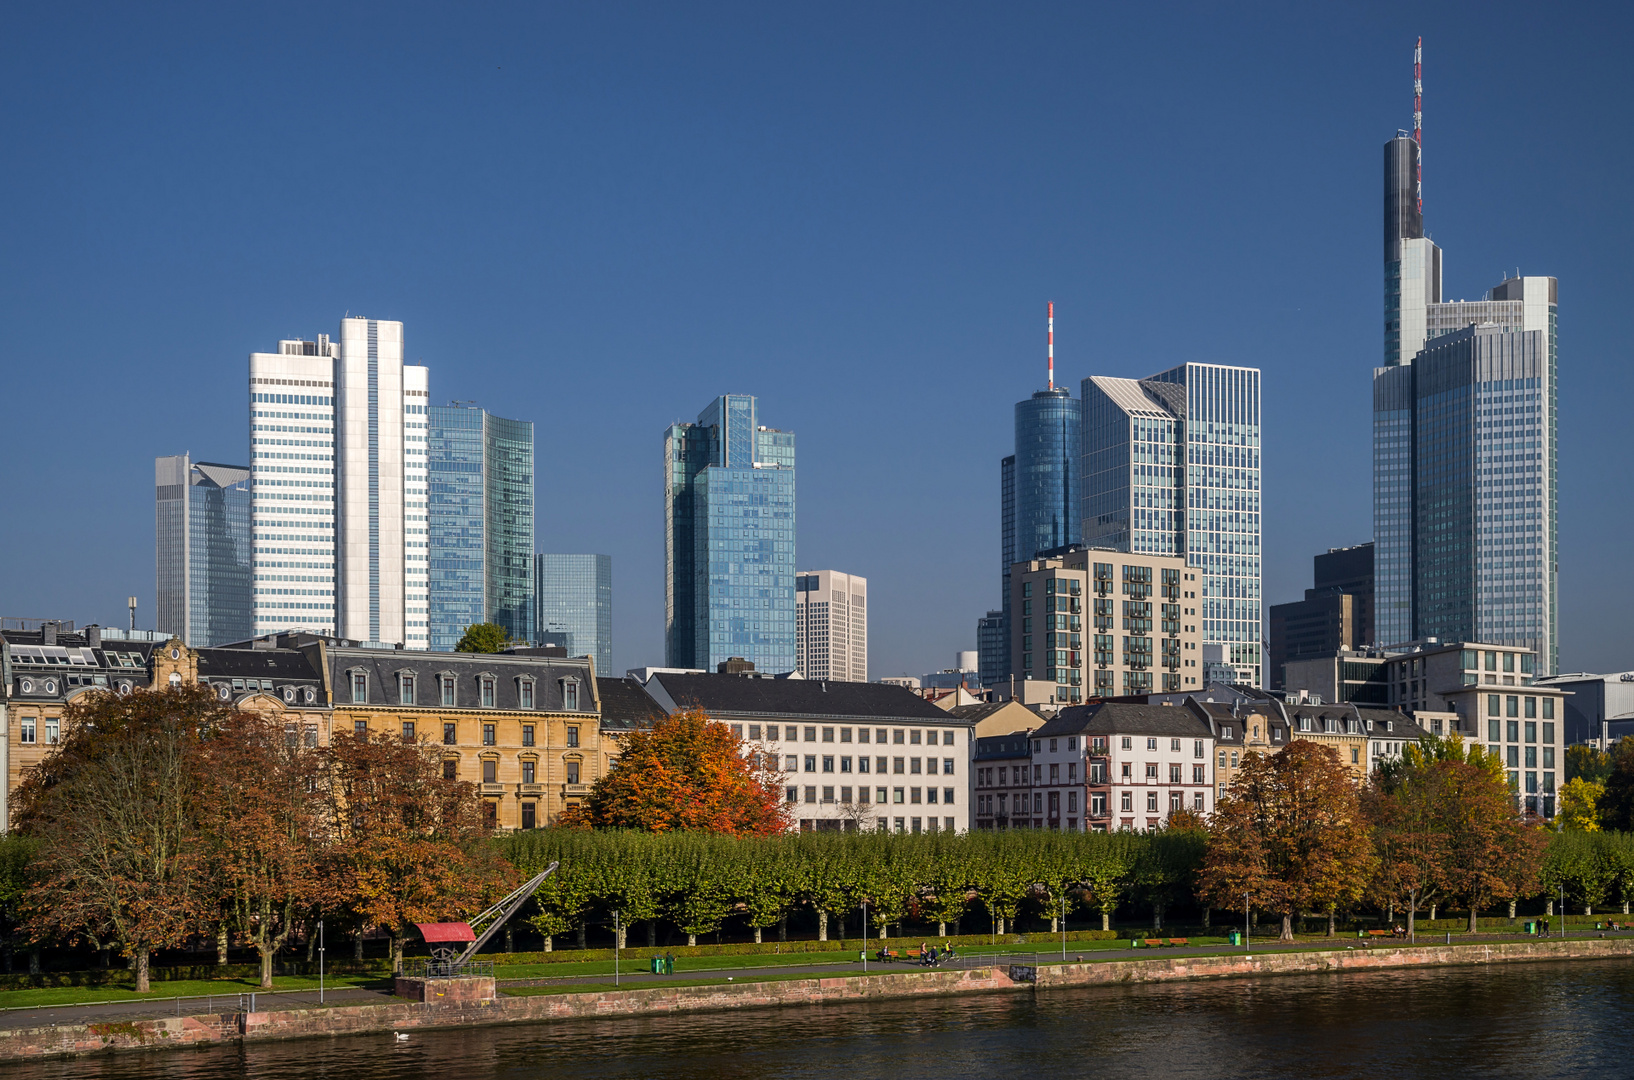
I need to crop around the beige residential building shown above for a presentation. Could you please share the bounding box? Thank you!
[1009,546,1202,705]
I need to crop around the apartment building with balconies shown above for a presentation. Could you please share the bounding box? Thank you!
[1028,701,1214,832]
[1008,546,1201,707]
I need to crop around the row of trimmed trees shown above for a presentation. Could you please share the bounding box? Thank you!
[500,827,1206,946]
[7,686,511,989]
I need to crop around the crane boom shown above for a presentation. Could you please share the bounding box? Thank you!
[457,861,558,964]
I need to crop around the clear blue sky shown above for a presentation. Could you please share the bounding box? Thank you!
[2,2,1630,678]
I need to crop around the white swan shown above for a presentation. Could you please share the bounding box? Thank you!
[394,1032,410,1042]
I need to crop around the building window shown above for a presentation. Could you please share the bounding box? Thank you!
[566,760,581,784]
[441,677,456,707]
[19,718,35,744]
[354,719,367,735]
[1147,792,1159,813]
[1168,763,1181,783]
[443,759,457,780]
[483,723,496,746]
[521,803,537,830]
[482,760,497,784]
[400,674,415,705]
[786,786,799,803]
[1543,698,1555,720]
[481,677,495,708]
[1120,792,1132,813]
[520,680,534,709]
[523,724,535,747]
[563,681,579,711]
[522,760,536,784]
[47,719,62,745]
[351,673,367,703]
[402,721,416,741]
[443,722,457,746]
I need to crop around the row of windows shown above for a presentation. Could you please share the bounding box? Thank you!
[348,671,580,711]
[730,723,955,746]
[444,757,583,785]
[1486,694,1554,719]
[1488,720,1555,745]
[787,785,957,806]
[782,754,956,775]
[357,717,581,748]
[977,789,1206,817]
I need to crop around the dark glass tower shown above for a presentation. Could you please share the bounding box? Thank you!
[155,456,253,646]
[993,387,1082,684]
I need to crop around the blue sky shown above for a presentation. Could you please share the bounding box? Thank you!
[2,2,1630,678]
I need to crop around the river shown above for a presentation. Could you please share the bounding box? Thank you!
[9,959,1631,1079]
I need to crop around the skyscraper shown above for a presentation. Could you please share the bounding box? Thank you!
[1083,363,1263,686]
[535,553,612,675]
[1372,50,1559,672]
[795,570,867,681]
[248,317,429,647]
[664,394,796,673]
[427,403,536,649]
[992,306,1082,685]
[155,455,253,645]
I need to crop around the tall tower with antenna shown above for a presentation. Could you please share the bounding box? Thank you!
[1413,36,1423,214]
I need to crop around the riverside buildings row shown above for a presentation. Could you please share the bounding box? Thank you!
[154,316,612,670]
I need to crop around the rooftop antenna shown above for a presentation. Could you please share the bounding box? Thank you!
[1046,302,1055,391]
[1413,36,1423,216]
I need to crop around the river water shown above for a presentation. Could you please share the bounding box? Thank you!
[11,959,1632,1079]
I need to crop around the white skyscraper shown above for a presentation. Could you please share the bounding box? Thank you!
[249,317,429,648]
[795,570,867,681]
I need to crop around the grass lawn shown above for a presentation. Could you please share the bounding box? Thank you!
[0,972,389,1012]
[503,969,899,996]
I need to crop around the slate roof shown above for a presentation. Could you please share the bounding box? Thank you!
[946,702,1013,724]
[1031,700,1213,740]
[650,673,956,722]
[596,676,667,731]
[974,732,1034,761]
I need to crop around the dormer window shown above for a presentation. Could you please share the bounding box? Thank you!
[1222,726,1232,739]
[399,673,416,706]
[519,679,535,710]
[562,679,579,712]
[440,676,456,707]
[480,677,495,708]
[1299,716,1312,732]
[350,672,368,704]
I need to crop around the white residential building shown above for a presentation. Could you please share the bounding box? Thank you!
[795,570,867,681]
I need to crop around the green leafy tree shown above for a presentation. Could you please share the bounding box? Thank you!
[1599,739,1634,831]
[455,623,510,654]
[0,835,40,973]
[1557,777,1605,832]
[1566,745,1613,785]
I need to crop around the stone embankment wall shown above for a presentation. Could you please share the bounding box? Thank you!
[5,937,1633,1062]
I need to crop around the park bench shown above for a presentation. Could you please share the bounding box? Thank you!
[1142,938,1164,948]
[1165,938,1189,947]
[1362,929,1394,938]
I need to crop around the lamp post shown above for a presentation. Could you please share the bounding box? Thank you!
[318,920,324,1005]
[862,900,868,972]
[1244,893,1250,952]
[1061,895,1067,962]
[614,910,621,987]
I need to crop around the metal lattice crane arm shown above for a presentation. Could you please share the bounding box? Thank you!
[456,861,558,964]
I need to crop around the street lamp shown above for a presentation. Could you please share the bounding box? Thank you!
[1244,893,1250,952]
[318,920,324,1005]
[1061,895,1067,962]
[614,910,621,987]
[862,900,868,972]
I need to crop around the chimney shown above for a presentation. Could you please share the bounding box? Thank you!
[85,625,102,649]
[41,621,58,646]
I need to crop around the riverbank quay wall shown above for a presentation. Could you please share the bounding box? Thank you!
[7,937,1634,1062]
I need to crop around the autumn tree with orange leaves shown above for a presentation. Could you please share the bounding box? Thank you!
[1200,740,1376,941]
[572,709,790,835]
[323,730,515,972]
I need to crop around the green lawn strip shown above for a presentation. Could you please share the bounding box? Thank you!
[504,969,901,996]
[0,973,388,1012]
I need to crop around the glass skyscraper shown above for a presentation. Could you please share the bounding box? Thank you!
[535,553,612,675]
[992,387,1082,685]
[1374,127,1558,671]
[1083,363,1263,686]
[428,403,535,649]
[665,394,796,673]
[155,455,253,646]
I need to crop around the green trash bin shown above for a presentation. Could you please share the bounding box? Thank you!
[1524,921,1537,935]
[1229,930,1241,946]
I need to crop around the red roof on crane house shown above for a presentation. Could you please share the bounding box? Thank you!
[415,922,476,944]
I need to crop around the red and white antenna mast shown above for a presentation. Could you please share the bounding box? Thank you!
[1413,36,1423,215]
[1047,301,1055,391]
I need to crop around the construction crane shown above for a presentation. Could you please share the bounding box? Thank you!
[415,861,559,972]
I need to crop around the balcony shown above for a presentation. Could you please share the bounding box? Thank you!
[517,783,544,795]
[563,783,591,795]
[479,783,505,796]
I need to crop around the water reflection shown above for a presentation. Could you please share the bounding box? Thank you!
[11,960,1630,1080]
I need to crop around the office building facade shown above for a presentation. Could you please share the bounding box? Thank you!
[1083,363,1263,685]
[664,395,796,673]
[426,404,535,650]
[155,456,253,647]
[1009,546,1202,703]
[1267,543,1374,690]
[535,554,612,675]
[248,317,429,648]
[795,570,867,681]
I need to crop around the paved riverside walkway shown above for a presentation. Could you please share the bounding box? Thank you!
[3,928,1624,1030]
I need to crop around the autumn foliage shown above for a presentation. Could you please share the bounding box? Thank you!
[571,709,790,835]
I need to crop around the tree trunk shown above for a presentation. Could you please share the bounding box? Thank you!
[1101,909,1110,932]
[354,930,364,961]
[1280,912,1294,943]
[687,933,697,946]
[1624,900,1630,916]
[878,922,887,940]
[1407,892,1417,940]
[1429,904,1436,921]
[1470,905,1480,935]
[1509,900,1518,923]
[996,916,1005,935]
[505,927,514,954]
[543,935,553,952]
[1585,904,1593,917]
[648,922,657,947]
[754,926,762,944]
[259,945,275,989]
[1202,907,1210,928]
[1051,915,1059,933]
[1,939,10,974]
[217,925,229,966]
[576,924,587,949]
[1547,899,1555,916]
[134,947,151,993]
[778,916,787,942]
[1152,902,1164,931]
[938,921,946,938]
[617,923,627,949]
[391,932,405,975]
[818,909,828,942]
[1327,910,1336,937]
[28,948,40,975]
